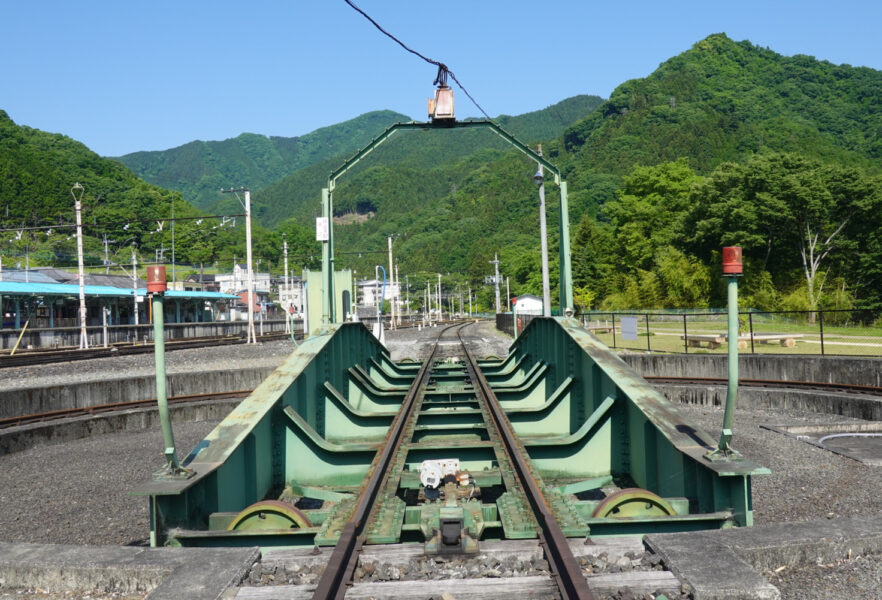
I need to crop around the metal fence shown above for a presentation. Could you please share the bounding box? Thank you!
[580,309,882,356]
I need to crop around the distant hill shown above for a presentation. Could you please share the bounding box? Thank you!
[561,33,882,176]
[0,109,198,267]
[252,95,604,227]
[116,110,411,211]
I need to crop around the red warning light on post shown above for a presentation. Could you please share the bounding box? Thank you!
[722,247,743,276]
[147,265,167,293]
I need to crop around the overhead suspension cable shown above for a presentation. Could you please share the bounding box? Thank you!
[343,0,493,121]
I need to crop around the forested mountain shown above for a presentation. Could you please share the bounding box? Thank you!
[560,34,882,311]
[313,34,882,312]
[562,33,882,174]
[0,110,200,268]
[116,110,410,211]
[122,95,603,227]
[5,33,882,314]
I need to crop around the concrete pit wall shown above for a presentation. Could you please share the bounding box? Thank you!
[0,367,276,419]
[0,320,296,350]
[621,353,882,387]
[621,353,882,420]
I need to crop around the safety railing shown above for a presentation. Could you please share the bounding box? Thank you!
[580,309,882,356]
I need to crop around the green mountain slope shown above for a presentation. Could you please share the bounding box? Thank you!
[0,109,207,267]
[253,95,603,227]
[562,33,882,176]
[305,35,882,310]
[116,110,410,210]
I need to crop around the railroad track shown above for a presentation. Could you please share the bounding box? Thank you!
[309,322,596,600]
[0,331,296,369]
[0,390,251,429]
[646,375,882,396]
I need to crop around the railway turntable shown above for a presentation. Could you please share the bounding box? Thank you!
[133,318,767,597]
[134,317,766,543]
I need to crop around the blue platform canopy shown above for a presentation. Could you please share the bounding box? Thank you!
[0,281,239,300]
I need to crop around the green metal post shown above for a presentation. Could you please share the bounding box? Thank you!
[718,276,739,454]
[152,293,181,471]
[558,181,574,313]
[321,187,335,325]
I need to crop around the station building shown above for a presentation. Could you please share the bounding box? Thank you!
[0,268,239,330]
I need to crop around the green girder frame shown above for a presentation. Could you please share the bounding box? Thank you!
[320,120,573,325]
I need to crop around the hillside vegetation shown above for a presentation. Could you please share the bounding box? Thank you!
[322,34,882,312]
[116,110,410,211]
[4,34,882,315]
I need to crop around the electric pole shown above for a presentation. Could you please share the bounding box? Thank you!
[283,236,290,334]
[388,236,395,330]
[490,253,501,313]
[535,145,551,317]
[72,183,88,349]
[221,188,256,344]
[132,248,139,326]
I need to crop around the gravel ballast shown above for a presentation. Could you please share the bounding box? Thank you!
[2,325,881,597]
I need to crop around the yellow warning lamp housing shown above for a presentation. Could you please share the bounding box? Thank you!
[428,85,455,122]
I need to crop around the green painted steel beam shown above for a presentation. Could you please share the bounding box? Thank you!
[321,119,575,321]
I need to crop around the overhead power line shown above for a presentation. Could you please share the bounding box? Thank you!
[343,0,493,121]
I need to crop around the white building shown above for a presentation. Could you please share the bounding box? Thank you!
[512,294,543,315]
[215,264,271,295]
[357,279,401,308]
[278,276,305,314]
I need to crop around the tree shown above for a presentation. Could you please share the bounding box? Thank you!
[603,159,702,273]
[690,153,880,313]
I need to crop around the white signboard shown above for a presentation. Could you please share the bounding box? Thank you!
[315,217,329,241]
[621,316,638,341]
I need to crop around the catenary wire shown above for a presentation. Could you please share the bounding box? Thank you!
[343,0,493,121]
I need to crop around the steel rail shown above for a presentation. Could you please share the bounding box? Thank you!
[646,375,882,396]
[0,390,251,429]
[459,330,595,600]
[311,322,467,599]
[0,332,296,368]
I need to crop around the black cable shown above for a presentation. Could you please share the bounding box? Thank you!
[343,0,493,121]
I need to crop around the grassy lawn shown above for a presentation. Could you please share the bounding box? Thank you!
[584,316,882,357]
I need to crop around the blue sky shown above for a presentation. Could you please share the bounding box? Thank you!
[2,0,880,157]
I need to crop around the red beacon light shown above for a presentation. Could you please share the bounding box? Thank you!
[147,265,167,294]
[722,246,743,276]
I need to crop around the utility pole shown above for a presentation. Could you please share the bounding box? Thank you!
[506,277,510,312]
[132,248,139,326]
[405,274,409,323]
[72,183,88,349]
[490,253,501,314]
[468,287,472,317]
[437,274,442,321]
[387,236,395,330]
[103,234,114,274]
[426,281,430,322]
[534,145,551,317]
[221,188,256,344]
[395,264,400,326]
[171,195,175,287]
[283,236,290,334]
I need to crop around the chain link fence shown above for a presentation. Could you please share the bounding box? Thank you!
[577,309,882,356]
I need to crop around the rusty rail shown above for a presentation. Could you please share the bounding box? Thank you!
[311,322,465,599]
[0,332,296,368]
[646,376,882,396]
[460,328,596,600]
[0,390,251,429]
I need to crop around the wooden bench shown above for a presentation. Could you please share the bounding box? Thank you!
[588,325,619,334]
[745,333,804,348]
[681,334,725,349]
[681,333,804,349]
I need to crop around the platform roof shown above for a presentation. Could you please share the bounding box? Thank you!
[0,281,238,300]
